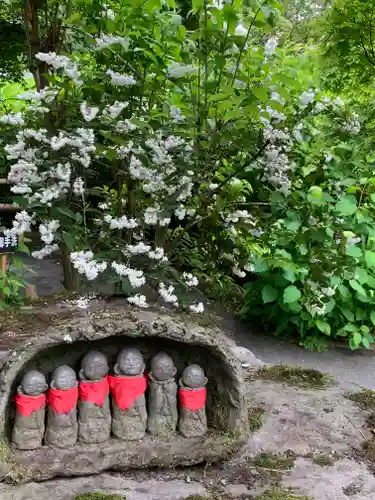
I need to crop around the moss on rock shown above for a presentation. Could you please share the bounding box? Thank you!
[256,487,312,499]
[312,452,340,467]
[346,389,375,410]
[75,494,124,500]
[252,452,296,471]
[254,364,333,390]
[248,406,265,432]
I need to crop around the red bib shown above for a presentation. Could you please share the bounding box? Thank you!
[108,374,147,411]
[79,377,109,407]
[48,387,78,414]
[179,387,206,411]
[14,393,46,417]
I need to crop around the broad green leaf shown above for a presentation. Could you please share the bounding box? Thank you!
[352,332,362,346]
[349,279,366,296]
[340,307,354,321]
[283,285,301,304]
[315,320,331,335]
[309,186,323,199]
[335,195,357,216]
[365,251,375,268]
[61,232,75,251]
[283,266,296,283]
[262,285,278,304]
[347,246,362,258]
[356,267,369,284]
[362,338,371,349]
[370,311,375,325]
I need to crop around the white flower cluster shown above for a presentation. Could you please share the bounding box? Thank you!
[299,89,315,108]
[104,214,138,229]
[100,8,115,20]
[32,243,59,259]
[182,272,199,287]
[35,52,82,84]
[73,177,85,196]
[167,63,199,78]
[80,102,99,122]
[0,112,25,126]
[127,294,148,308]
[4,211,34,237]
[102,101,129,118]
[6,127,96,202]
[39,220,60,244]
[189,302,204,313]
[111,262,146,288]
[95,34,129,50]
[106,69,136,86]
[158,283,178,306]
[170,106,185,122]
[70,251,108,280]
[341,113,361,135]
[257,120,293,195]
[232,265,246,278]
[264,37,278,58]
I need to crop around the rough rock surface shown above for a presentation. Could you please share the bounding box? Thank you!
[0,474,208,500]
[0,303,249,481]
[2,302,375,498]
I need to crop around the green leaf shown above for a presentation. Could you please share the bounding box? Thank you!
[356,267,369,284]
[253,87,269,102]
[362,338,371,349]
[340,307,354,321]
[352,332,362,347]
[365,251,375,268]
[315,320,331,335]
[61,232,75,251]
[192,0,204,9]
[283,285,301,304]
[370,311,375,325]
[309,186,323,199]
[349,279,367,296]
[347,246,362,258]
[262,285,278,303]
[283,266,296,283]
[53,206,77,220]
[335,195,357,216]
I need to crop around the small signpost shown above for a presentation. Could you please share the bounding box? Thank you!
[0,232,19,273]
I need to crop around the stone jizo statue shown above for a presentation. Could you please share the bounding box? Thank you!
[12,370,48,450]
[108,347,147,440]
[78,351,111,443]
[178,364,208,437]
[45,365,78,448]
[147,352,178,436]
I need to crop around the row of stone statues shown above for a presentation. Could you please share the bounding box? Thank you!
[12,348,208,450]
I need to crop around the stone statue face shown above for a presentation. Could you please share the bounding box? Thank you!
[150,352,176,381]
[116,347,144,376]
[81,351,108,381]
[181,364,207,388]
[21,370,47,396]
[51,365,77,390]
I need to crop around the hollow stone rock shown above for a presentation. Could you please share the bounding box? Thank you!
[0,305,249,482]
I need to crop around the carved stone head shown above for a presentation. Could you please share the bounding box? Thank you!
[115,347,145,376]
[80,351,109,381]
[150,352,176,381]
[20,370,48,396]
[51,365,77,390]
[181,364,207,389]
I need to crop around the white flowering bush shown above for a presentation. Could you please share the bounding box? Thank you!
[1,0,284,311]
[233,47,375,350]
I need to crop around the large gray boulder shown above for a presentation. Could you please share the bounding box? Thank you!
[0,302,249,482]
